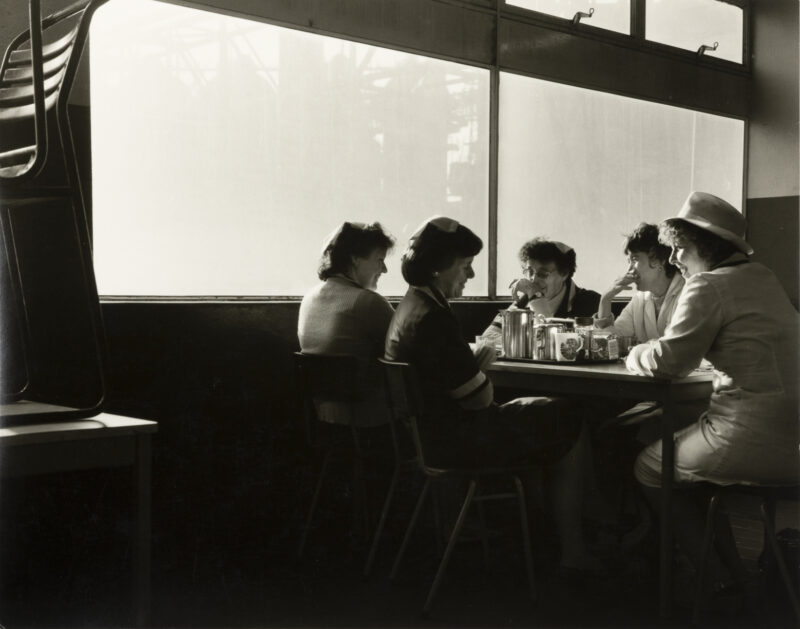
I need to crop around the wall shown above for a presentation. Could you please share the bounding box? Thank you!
[746,0,799,307]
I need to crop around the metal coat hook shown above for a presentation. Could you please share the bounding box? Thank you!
[697,41,719,57]
[572,7,594,25]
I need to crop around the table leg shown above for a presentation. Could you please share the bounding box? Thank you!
[659,390,675,620]
[134,433,152,627]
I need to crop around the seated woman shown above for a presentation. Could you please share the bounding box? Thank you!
[592,223,691,436]
[298,221,395,426]
[385,216,600,574]
[627,192,799,596]
[594,223,684,342]
[482,238,600,340]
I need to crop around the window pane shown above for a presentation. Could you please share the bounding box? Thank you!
[506,0,631,35]
[646,0,743,63]
[90,0,490,296]
[497,73,744,297]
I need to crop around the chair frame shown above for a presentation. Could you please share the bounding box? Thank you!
[379,357,537,616]
[693,484,800,625]
[1,0,110,425]
[293,352,413,577]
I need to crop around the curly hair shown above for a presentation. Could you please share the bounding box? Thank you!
[401,221,483,286]
[318,222,395,280]
[624,223,678,278]
[658,219,738,268]
[518,238,576,278]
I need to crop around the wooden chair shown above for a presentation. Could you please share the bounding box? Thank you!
[379,357,538,616]
[293,352,413,577]
[693,483,800,625]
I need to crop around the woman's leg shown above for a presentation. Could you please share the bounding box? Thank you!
[635,428,743,589]
[546,421,605,570]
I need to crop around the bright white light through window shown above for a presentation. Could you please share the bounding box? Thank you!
[497,72,744,297]
[91,0,489,296]
[646,0,743,64]
[506,0,631,35]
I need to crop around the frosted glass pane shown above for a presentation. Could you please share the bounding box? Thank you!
[646,0,743,63]
[497,73,744,298]
[90,0,490,296]
[507,0,631,35]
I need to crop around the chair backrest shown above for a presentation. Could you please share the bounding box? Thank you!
[293,352,365,447]
[293,352,364,406]
[0,0,96,181]
[378,358,430,471]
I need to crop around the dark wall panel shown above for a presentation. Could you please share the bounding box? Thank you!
[181,0,495,65]
[499,18,749,118]
[747,195,799,309]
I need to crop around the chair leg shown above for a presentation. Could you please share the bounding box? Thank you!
[296,451,333,559]
[692,491,721,625]
[351,456,370,543]
[477,498,490,571]
[423,479,477,616]
[363,463,401,578]
[759,498,800,622]
[390,477,431,581]
[514,476,536,603]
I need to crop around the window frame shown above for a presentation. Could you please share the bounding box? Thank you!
[89,0,750,301]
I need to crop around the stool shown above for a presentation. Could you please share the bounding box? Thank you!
[693,484,800,625]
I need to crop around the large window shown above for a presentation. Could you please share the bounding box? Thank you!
[91,0,746,299]
[497,73,744,295]
[91,0,489,296]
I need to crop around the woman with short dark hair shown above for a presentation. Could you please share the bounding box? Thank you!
[594,222,684,342]
[386,216,601,575]
[298,221,395,426]
[482,237,600,340]
[627,192,799,596]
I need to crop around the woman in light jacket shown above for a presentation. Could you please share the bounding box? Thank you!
[594,222,684,343]
[627,192,799,596]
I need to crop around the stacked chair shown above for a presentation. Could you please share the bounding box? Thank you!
[1,0,110,426]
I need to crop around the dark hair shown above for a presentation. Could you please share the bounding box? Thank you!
[624,223,677,278]
[401,221,483,286]
[318,222,395,280]
[658,219,738,268]
[518,238,576,278]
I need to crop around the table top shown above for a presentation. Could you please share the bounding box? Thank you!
[0,413,158,446]
[488,358,715,384]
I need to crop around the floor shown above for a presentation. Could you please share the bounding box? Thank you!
[2,469,798,629]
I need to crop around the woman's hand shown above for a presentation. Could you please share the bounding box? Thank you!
[473,341,497,371]
[510,277,544,306]
[597,269,637,319]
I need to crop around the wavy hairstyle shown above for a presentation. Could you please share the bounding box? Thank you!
[658,219,738,269]
[624,223,678,278]
[518,238,577,278]
[318,222,395,281]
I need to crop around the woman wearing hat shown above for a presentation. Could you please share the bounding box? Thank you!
[298,221,395,426]
[627,192,799,594]
[481,237,600,340]
[385,216,601,575]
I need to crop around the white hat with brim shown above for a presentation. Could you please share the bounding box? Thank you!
[674,191,753,255]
